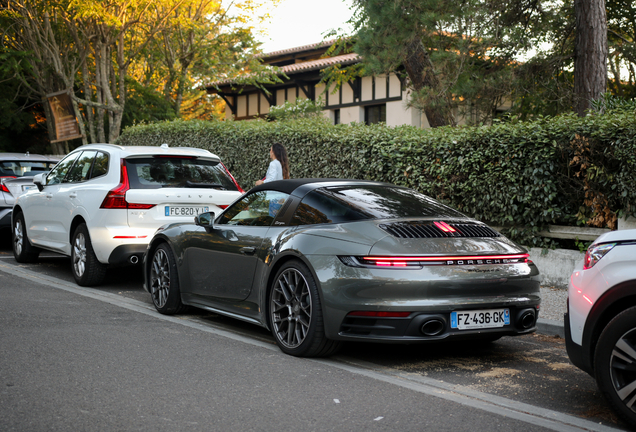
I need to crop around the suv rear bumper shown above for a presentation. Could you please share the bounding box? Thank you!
[108,244,147,266]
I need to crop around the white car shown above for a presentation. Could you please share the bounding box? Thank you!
[565,229,636,428]
[12,144,243,286]
[1,152,60,231]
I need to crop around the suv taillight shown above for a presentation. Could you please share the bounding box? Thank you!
[0,176,16,193]
[100,159,155,210]
[221,162,244,193]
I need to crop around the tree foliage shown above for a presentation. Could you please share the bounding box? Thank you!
[267,98,325,122]
[334,0,630,123]
[0,0,278,150]
[339,0,555,126]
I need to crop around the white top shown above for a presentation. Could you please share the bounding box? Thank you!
[263,159,283,183]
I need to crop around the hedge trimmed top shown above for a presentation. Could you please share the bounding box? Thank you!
[116,112,636,246]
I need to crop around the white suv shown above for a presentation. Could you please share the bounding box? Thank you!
[565,228,636,428]
[12,144,243,286]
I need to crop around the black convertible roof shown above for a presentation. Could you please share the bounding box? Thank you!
[248,178,390,196]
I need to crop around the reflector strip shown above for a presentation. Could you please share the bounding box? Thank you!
[113,235,148,239]
[347,311,412,318]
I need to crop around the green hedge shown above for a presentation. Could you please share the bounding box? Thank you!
[116,112,636,246]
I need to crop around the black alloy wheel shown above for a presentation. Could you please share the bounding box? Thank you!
[149,243,185,315]
[269,260,341,357]
[71,223,106,287]
[594,306,636,429]
[12,211,40,263]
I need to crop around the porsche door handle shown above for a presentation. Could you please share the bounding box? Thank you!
[239,247,256,255]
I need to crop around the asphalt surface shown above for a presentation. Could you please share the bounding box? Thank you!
[0,238,631,431]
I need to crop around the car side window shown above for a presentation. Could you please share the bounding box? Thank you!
[91,152,109,179]
[66,151,97,183]
[218,191,289,227]
[290,190,368,226]
[46,152,81,185]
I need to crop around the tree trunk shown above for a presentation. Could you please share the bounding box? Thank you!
[402,38,456,127]
[574,0,608,116]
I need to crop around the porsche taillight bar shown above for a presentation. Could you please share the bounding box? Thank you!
[339,254,530,268]
[363,254,529,262]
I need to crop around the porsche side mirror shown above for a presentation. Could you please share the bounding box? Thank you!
[33,173,46,192]
[195,211,215,230]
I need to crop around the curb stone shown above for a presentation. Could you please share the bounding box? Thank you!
[537,318,565,338]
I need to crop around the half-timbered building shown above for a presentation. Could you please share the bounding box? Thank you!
[205,40,430,127]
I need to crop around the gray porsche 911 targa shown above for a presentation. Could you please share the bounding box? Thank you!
[143,179,541,357]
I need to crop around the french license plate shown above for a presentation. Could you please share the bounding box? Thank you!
[22,185,35,192]
[450,309,510,330]
[165,206,209,216]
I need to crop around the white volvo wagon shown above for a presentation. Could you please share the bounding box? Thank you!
[12,144,243,286]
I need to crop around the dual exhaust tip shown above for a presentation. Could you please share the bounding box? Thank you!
[419,308,537,337]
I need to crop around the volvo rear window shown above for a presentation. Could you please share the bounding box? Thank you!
[290,185,464,225]
[125,157,238,191]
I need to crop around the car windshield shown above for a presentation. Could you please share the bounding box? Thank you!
[0,160,57,177]
[312,185,465,220]
[125,157,238,191]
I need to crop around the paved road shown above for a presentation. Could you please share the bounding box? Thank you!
[0,240,630,431]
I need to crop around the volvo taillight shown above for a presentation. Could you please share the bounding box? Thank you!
[100,159,155,210]
[221,162,244,193]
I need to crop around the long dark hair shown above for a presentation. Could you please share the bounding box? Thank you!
[271,143,290,179]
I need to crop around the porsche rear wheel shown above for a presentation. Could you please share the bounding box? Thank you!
[269,260,341,357]
[594,306,636,429]
[149,243,185,315]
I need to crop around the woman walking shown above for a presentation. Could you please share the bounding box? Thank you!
[255,143,290,186]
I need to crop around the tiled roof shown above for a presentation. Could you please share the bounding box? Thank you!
[261,39,338,58]
[279,52,360,73]
[206,53,361,88]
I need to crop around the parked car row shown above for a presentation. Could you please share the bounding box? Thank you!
[6,144,634,427]
[9,146,542,355]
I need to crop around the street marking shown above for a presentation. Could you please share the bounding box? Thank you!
[0,261,622,432]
